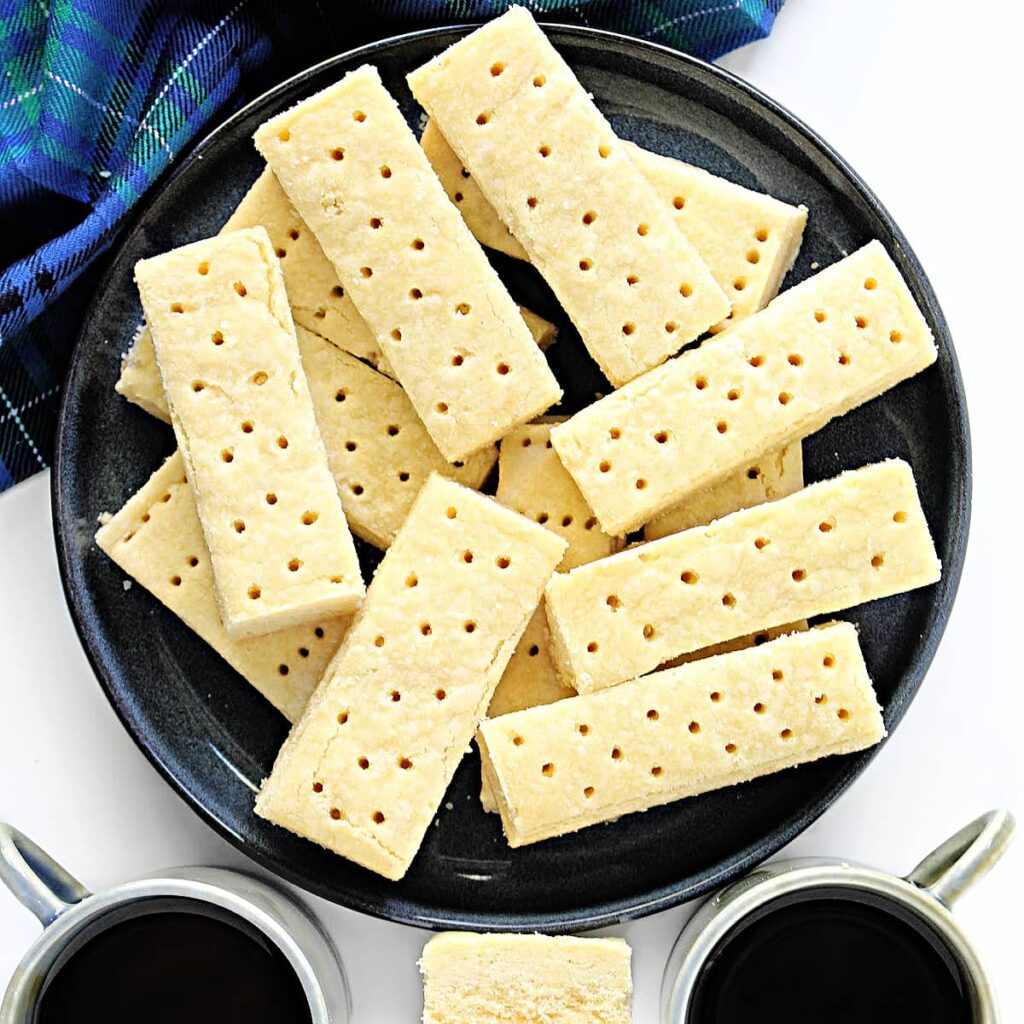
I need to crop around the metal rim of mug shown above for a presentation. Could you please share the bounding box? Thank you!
[0,826,348,1024]
[661,810,1015,1024]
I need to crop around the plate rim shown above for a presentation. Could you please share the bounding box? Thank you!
[51,22,972,932]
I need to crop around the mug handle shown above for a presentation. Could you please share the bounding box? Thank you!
[906,809,1015,908]
[0,823,91,926]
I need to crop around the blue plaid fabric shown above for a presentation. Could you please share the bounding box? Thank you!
[0,0,784,492]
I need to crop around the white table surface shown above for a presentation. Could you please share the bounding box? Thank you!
[2,0,1022,1018]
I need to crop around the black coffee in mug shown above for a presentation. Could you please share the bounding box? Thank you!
[33,898,312,1024]
[688,887,972,1024]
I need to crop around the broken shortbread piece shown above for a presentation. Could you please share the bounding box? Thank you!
[545,460,940,693]
[420,932,632,1024]
[136,226,363,638]
[421,117,806,331]
[96,453,349,721]
[479,623,883,846]
[255,474,566,879]
[299,326,494,548]
[551,241,937,535]
[644,443,804,541]
[408,7,730,387]
[255,65,561,462]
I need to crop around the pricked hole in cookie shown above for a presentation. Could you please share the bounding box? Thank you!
[248,585,261,600]
[352,108,367,122]
[893,510,907,523]
[756,227,769,242]
[710,691,722,703]
[647,709,659,721]
[680,570,699,585]
[772,669,784,682]
[727,389,741,401]
[871,553,885,568]
[561,515,573,527]
[680,282,693,298]
[855,315,868,329]
[512,734,525,748]
[754,702,766,714]
[837,708,851,721]
[654,430,669,444]
[839,352,851,366]
[864,277,877,290]
[578,724,590,736]
[755,537,770,550]
[792,569,807,582]
[725,743,738,754]
[819,519,834,533]
[579,258,593,271]
[815,694,828,705]
[276,248,287,259]
[747,467,761,480]
[747,249,761,264]
[598,461,612,475]
[373,635,385,649]
[541,762,555,777]
[778,392,793,406]
[689,721,702,734]
[627,274,640,286]
[371,811,386,825]
[446,506,457,519]
[334,388,347,402]
[490,61,505,76]
[496,556,510,569]
[344,440,357,452]
[642,624,656,640]
[788,353,804,367]
[196,261,210,277]
[278,664,289,676]
[716,421,728,434]
[451,354,464,366]
[722,592,736,608]
[695,375,708,390]
[780,728,793,741]
[241,421,254,434]
[587,641,599,653]
[651,766,664,777]
[585,517,598,531]
[537,513,549,524]
[420,623,432,636]
[622,322,636,336]
[528,645,540,657]
[380,165,392,178]
[409,288,423,301]
[298,647,309,659]
[141,514,150,524]
[583,211,597,225]
[192,381,205,393]
[211,331,224,346]
[454,191,464,203]
[733,278,746,291]
[369,217,383,230]
[170,575,181,587]
[890,330,903,344]
[822,654,837,669]
[389,689,401,702]
[636,223,648,236]
[277,129,290,142]
[288,558,301,572]
[329,808,341,820]
[599,143,612,159]
[398,472,410,484]
[329,575,345,584]
[312,781,323,793]
[233,519,245,533]
[358,756,369,769]
[533,74,546,87]
[233,282,247,297]
[406,573,418,588]
[399,757,413,770]
[475,112,490,125]
[814,309,827,323]
[462,550,474,564]
[611,747,623,761]
[463,621,477,635]
[748,354,764,368]
[636,479,647,490]
[665,321,678,334]
[497,362,511,376]
[527,196,538,209]
[435,688,447,701]
[436,402,449,414]
[583,786,595,798]
[221,449,234,463]
[288,229,300,241]
[169,302,185,314]
[188,556,199,568]
[314,627,325,639]
[301,511,318,526]
[351,483,364,496]
[360,266,373,278]
[538,144,551,158]
[673,195,686,210]
[330,147,344,161]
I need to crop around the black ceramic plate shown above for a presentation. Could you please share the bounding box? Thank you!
[53,25,969,932]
